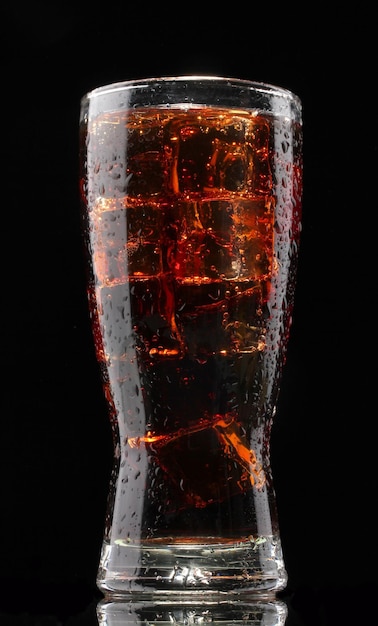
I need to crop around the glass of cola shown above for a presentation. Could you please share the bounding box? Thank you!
[79,76,303,599]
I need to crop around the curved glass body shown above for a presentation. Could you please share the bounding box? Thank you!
[79,76,303,599]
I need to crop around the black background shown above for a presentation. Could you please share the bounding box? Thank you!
[1,3,377,625]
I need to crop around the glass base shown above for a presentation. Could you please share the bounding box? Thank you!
[97,535,287,598]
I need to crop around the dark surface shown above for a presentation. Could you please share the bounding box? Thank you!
[1,3,377,624]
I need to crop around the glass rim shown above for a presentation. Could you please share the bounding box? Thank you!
[84,75,298,98]
[81,75,302,115]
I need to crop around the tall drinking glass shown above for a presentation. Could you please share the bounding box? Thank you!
[79,76,303,599]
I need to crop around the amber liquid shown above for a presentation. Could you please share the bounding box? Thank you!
[80,105,301,591]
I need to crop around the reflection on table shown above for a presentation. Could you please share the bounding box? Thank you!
[96,596,288,626]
